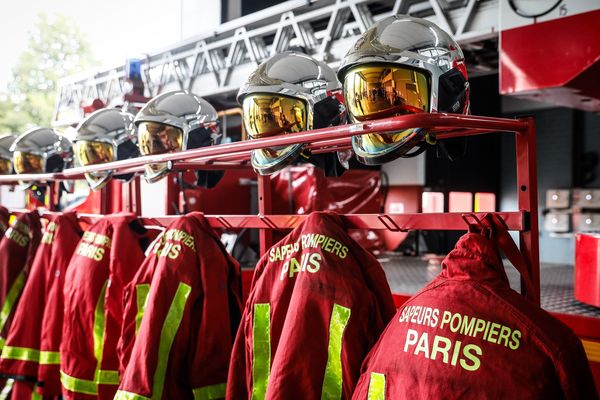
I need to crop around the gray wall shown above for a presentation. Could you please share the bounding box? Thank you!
[499,104,600,265]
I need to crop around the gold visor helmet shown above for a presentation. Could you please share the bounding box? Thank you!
[74,108,139,190]
[338,15,470,165]
[238,51,344,175]
[10,127,73,188]
[0,135,16,175]
[135,90,220,183]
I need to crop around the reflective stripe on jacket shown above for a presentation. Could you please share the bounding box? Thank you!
[352,233,599,400]
[0,211,42,348]
[61,214,147,400]
[226,211,396,400]
[0,212,81,381]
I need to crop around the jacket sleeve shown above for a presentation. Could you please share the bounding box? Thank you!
[115,220,201,399]
[555,338,600,399]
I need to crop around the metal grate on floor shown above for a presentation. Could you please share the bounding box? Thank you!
[378,253,600,318]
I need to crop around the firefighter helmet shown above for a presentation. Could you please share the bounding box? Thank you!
[74,108,139,190]
[238,51,345,175]
[0,135,16,175]
[338,15,470,165]
[135,90,220,183]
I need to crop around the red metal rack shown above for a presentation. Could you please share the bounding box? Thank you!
[1,113,539,302]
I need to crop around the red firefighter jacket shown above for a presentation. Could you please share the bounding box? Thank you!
[0,211,42,349]
[115,212,242,400]
[352,230,599,400]
[0,206,9,238]
[226,211,396,400]
[0,212,81,385]
[116,233,164,376]
[61,214,147,400]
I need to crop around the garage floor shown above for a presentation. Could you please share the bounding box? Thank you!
[379,254,600,318]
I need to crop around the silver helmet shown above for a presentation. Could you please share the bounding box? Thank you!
[74,108,138,190]
[135,90,220,183]
[11,127,73,174]
[238,51,345,175]
[0,135,16,175]
[338,15,470,165]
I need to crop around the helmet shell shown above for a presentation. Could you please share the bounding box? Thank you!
[11,127,73,173]
[338,15,468,113]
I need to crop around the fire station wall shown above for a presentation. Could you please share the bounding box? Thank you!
[500,104,575,265]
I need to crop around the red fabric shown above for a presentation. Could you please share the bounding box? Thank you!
[0,206,9,238]
[0,212,81,381]
[271,166,384,253]
[116,234,163,375]
[61,214,147,400]
[352,232,599,400]
[117,212,242,399]
[36,214,84,397]
[226,211,395,399]
[0,211,42,342]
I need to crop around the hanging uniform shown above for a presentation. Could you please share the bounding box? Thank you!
[0,210,42,349]
[116,232,164,375]
[0,207,9,239]
[61,214,148,400]
[351,230,599,400]
[115,212,243,400]
[226,211,396,400]
[0,212,81,396]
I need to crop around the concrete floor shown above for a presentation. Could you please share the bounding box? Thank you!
[378,253,600,318]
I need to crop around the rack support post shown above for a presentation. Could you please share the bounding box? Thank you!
[258,174,274,255]
[516,117,540,304]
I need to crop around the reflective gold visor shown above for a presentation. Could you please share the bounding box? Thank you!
[242,94,307,139]
[0,158,12,175]
[13,151,44,174]
[138,122,183,156]
[344,64,430,121]
[75,140,114,166]
[343,64,430,164]
[242,94,307,175]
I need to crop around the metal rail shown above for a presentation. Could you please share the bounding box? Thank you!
[0,113,526,184]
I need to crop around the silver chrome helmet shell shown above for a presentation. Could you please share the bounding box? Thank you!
[75,108,138,190]
[238,51,342,175]
[134,90,220,183]
[338,15,468,114]
[11,127,73,171]
[0,135,16,174]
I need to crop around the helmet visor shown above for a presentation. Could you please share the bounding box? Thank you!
[0,158,12,175]
[75,140,115,166]
[138,122,183,156]
[13,151,44,174]
[242,94,307,175]
[343,64,430,164]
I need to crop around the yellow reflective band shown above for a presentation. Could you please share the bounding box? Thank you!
[60,369,120,396]
[0,271,26,345]
[31,385,42,400]
[95,369,120,385]
[1,345,40,362]
[93,281,108,374]
[321,304,351,400]
[135,283,151,335]
[61,371,98,396]
[114,390,151,400]
[39,351,61,365]
[0,338,5,349]
[0,379,13,400]
[152,282,191,398]
[367,372,386,400]
[193,382,227,400]
[252,303,271,400]
[582,339,600,363]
